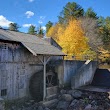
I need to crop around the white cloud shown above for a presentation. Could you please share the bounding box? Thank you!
[25,11,34,18]
[38,16,46,24]
[28,0,34,2]
[38,20,43,24]
[0,15,12,27]
[40,16,45,19]
[22,24,32,28]
[42,26,46,31]
[23,23,36,28]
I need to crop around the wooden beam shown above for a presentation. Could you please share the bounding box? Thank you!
[43,56,46,100]
[37,56,44,64]
[43,56,51,101]
[36,55,51,101]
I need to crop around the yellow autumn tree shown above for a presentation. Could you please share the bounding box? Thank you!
[58,19,90,56]
[47,19,96,60]
[46,23,64,41]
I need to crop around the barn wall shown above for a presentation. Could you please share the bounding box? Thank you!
[0,42,43,100]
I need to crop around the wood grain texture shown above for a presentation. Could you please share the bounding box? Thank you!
[0,42,43,100]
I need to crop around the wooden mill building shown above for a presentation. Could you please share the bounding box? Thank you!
[0,29,64,101]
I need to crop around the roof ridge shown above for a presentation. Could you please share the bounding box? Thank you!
[0,28,65,56]
[7,29,42,38]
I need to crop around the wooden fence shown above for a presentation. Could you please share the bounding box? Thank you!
[64,55,98,61]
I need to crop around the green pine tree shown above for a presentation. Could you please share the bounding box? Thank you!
[58,2,84,24]
[37,25,44,38]
[9,23,19,31]
[46,21,53,33]
[28,25,37,35]
[85,8,98,19]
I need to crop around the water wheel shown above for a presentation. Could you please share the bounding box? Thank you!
[46,70,57,87]
[29,70,57,101]
[29,71,43,101]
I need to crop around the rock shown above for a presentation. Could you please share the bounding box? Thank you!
[89,95,93,100]
[69,99,78,107]
[29,100,35,103]
[44,107,50,110]
[25,102,31,106]
[108,95,110,99]
[71,90,82,98]
[91,100,97,106]
[67,90,73,95]
[93,105,98,110]
[11,106,17,110]
[61,94,73,102]
[108,92,110,95]
[60,89,67,94]
[57,101,69,110]
[58,94,61,100]
[38,106,44,110]
[42,99,58,108]
[84,104,92,110]
[5,89,110,110]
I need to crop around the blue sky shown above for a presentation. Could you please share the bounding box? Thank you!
[0,0,110,32]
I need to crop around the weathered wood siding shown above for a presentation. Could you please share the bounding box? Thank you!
[0,42,43,100]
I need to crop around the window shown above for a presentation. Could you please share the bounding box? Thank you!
[1,43,8,61]
[1,89,7,96]
[2,43,8,50]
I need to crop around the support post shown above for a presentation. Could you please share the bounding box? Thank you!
[36,55,51,101]
[43,56,46,100]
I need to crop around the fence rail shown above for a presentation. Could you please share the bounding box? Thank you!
[64,55,98,61]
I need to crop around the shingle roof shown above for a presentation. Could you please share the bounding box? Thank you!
[0,29,65,56]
